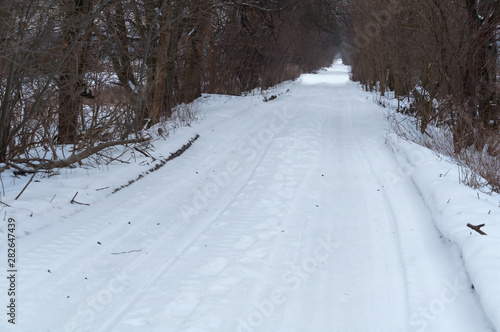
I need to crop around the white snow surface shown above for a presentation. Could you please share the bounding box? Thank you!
[0,63,498,332]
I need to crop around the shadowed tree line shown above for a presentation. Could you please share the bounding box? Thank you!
[343,0,500,154]
[0,0,342,169]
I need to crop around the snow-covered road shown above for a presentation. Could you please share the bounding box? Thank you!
[3,64,494,331]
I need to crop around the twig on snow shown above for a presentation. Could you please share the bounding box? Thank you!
[467,223,487,235]
[111,249,142,255]
[0,200,11,207]
[71,192,90,206]
[15,171,37,200]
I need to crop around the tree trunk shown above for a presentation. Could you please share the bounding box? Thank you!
[0,1,17,161]
[183,4,211,104]
[151,1,174,122]
[477,0,499,127]
[57,0,93,144]
[209,38,217,94]
[58,73,81,144]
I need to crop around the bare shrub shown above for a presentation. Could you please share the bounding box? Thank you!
[154,99,205,137]
[387,111,500,193]
[456,149,500,193]
[0,0,344,175]
[282,64,303,82]
[347,0,500,193]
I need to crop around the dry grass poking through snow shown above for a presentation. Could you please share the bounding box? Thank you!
[387,111,500,194]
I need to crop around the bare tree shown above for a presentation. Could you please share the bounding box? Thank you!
[0,0,344,171]
[57,0,95,144]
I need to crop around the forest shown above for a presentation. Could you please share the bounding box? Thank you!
[343,0,500,191]
[0,0,342,172]
[2,2,500,330]
[1,0,499,191]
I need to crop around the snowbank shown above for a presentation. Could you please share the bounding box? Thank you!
[387,133,500,330]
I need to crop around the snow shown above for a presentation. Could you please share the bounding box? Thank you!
[387,134,500,330]
[0,63,498,331]
[128,80,136,91]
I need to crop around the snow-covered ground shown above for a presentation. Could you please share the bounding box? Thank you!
[0,63,498,332]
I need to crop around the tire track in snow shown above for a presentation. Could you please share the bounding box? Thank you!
[92,107,300,331]
[13,102,289,331]
[10,65,493,332]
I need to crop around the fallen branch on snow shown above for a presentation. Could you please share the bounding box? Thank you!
[112,134,199,194]
[10,138,150,171]
[111,249,142,255]
[71,192,90,206]
[467,223,487,235]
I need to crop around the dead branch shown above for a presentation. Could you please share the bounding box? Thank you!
[96,152,130,165]
[71,191,90,206]
[96,186,109,191]
[12,138,150,171]
[467,223,487,235]
[0,201,11,207]
[112,134,199,194]
[134,146,155,160]
[111,249,142,255]
[5,161,37,174]
[15,172,37,200]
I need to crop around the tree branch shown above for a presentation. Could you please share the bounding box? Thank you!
[12,138,150,171]
[467,223,487,235]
